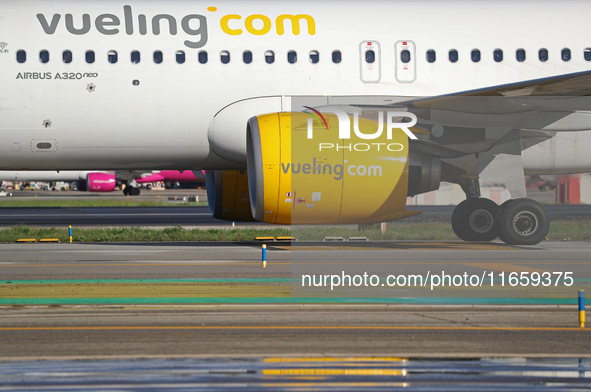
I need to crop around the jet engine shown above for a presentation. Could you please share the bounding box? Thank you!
[86,173,116,192]
[245,112,439,224]
[205,170,255,222]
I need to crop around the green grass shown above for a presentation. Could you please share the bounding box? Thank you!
[1,219,590,242]
[294,219,591,241]
[293,221,455,241]
[0,199,207,207]
[0,225,291,243]
[546,219,591,240]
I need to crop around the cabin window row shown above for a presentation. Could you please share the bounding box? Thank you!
[424,48,591,63]
[15,50,343,65]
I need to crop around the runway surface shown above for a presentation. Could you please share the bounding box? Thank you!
[0,205,590,226]
[2,357,589,391]
[0,240,590,358]
[1,240,590,389]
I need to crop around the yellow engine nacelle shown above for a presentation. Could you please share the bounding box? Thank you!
[246,112,420,224]
[205,170,255,222]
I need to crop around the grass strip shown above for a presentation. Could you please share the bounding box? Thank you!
[0,219,590,242]
[0,225,290,242]
[297,219,591,241]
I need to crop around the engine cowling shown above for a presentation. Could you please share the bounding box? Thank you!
[205,170,255,222]
[246,112,419,224]
[86,173,116,192]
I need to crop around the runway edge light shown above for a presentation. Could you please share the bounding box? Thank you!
[262,244,267,268]
[579,290,585,328]
[69,225,73,243]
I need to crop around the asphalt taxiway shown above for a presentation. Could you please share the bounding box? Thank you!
[2,356,589,391]
[0,241,589,358]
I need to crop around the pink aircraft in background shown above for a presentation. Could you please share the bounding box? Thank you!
[0,170,205,196]
[136,170,205,184]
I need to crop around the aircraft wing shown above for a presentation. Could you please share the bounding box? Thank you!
[326,70,591,197]
[376,70,591,157]
[415,69,591,101]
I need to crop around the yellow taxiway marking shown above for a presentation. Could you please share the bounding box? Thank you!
[265,357,406,363]
[263,369,406,376]
[0,284,290,298]
[460,262,550,273]
[0,326,587,331]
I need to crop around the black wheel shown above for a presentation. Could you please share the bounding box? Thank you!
[129,187,141,196]
[123,186,129,196]
[451,198,499,241]
[497,198,549,245]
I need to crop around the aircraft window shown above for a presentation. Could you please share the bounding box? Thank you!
[16,50,26,63]
[221,50,230,64]
[426,50,436,63]
[131,50,140,64]
[471,49,480,63]
[448,49,458,63]
[562,48,571,61]
[585,48,591,61]
[494,49,503,62]
[288,50,297,64]
[152,51,163,64]
[332,50,342,63]
[365,49,375,63]
[243,51,253,64]
[39,50,49,64]
[401,49,411,63]
[62,50,72,64]
[265,50,275,64]
[85,50,95,64]
[198,51,208,64]
[107,50,117,64]
[176,50,185,64]
[539,48,548,62]
[310,50,319,64]
[516,49,526,62]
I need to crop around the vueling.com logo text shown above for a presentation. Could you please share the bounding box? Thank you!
[303,108,418,152]
[37,6,315,49]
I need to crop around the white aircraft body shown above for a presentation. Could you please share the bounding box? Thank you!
[2,0,591,244]
[0,171,93,182]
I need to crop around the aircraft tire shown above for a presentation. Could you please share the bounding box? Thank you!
[451,198,499,241]
[497,198,549,245]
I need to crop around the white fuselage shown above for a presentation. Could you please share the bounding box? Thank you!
[1,0,590,171]
[0,170,92,182]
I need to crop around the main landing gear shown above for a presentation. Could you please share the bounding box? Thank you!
[123,185,141,196]
[451,197,549,245]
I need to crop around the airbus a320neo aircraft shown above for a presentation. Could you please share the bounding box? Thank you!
[2,0,591,245]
